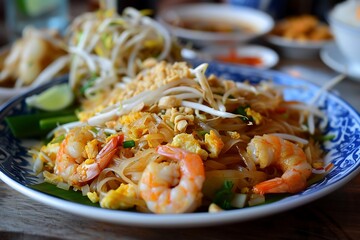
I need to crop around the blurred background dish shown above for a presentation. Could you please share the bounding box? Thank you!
[328,0,360,75]
[182,44,279,69]
[0,28,68,104]
[0,45,29,104]
[225,0,287,19]
[157,3,274,48]
[267,35,330,59]
[321,42,360,81]
[270,15,332,41]
[267,14,333,59]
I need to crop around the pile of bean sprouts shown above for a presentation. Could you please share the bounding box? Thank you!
[66,7,174,98]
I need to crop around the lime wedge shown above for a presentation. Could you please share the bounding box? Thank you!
[26,83,74,111]
[16,0,60,17]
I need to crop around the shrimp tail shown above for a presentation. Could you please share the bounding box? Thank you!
[79,134,124,182]
[247,134,313,195]
[253,178,288,194]
[156,145,185,160]
[253,169,309,194]
[97,134,124,169]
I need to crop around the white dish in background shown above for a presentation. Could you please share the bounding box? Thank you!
[182,45,279,69]
[157,3,274,47]
[329,0,360,69]
[320,42,360,81]
[267,35,332,59]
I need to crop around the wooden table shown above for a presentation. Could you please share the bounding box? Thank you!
[1,58,360,240]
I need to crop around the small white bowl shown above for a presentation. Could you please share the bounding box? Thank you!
[157,3,274,47]
[182,45,279,69]
[329,0,360,69]
[267,35,331,59]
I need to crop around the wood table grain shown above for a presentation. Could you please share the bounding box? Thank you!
[1,59,360,240]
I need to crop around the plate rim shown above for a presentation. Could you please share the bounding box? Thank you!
[1,65,360,227]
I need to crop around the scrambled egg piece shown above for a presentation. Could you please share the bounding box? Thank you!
[171,133,208,160]
[100,183,137,210]
[118,112,153,139]
[43,171,63,185]
[118,112,146,126]
[204,130,224,158]
[84,139,99,159]
[87,191,100,203]
[245,108,263,125]
[227,131,241,139]
[312,162,324,169]
[40,142,60,164]
[36,142,60,172]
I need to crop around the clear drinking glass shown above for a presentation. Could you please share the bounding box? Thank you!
[5,0,69,41]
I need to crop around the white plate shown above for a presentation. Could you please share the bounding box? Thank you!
[267,35,332,60]
[182,45,279,69]
[320,42,360,81]
[1,65,360,227]
[157,3,274,47]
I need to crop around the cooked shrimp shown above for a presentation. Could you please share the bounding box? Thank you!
[139,145,205,214]
[54,126,123,187]
[247,134,312,194]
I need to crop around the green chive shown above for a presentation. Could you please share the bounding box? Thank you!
[234,105,253,123]
[5,109,76,138]
[314,134,335,142]
[80,74,98,95]
[198,130,209,136]
[213,180,234,210]
[123,140,135,148]
[50,134,65,144]
[39,114,78,132]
